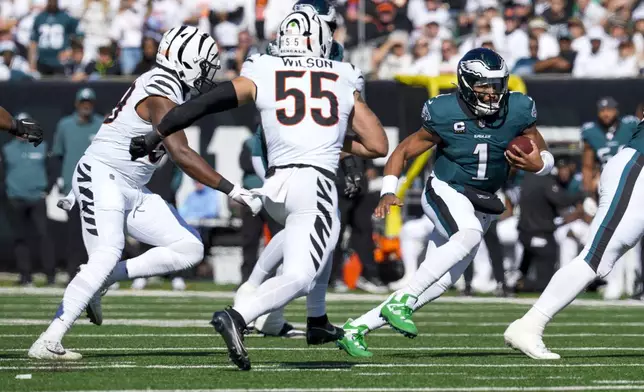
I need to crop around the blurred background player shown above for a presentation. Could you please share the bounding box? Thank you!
[581,97,640,299]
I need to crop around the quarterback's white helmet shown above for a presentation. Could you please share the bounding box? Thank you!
[156,26,220,94]
[277,9,333,59]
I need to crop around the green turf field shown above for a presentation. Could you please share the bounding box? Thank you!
[1,287,644,392]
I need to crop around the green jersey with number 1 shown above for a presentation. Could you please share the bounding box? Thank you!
[421,91,537,194]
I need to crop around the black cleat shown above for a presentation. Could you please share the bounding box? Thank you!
[210,309,251,371]
[306,323,344,345]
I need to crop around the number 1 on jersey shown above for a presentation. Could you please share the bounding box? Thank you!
[473,143,489,180]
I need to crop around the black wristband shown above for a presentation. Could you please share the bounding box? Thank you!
[218,177,234,194]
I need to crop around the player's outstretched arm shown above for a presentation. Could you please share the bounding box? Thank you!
[129,77,257,160]
[0,106,43,146]
[344,92,388,158]
[374,128,439,218]
[581,142,597,193]
[158,77,256,137]
[145,96,261,213]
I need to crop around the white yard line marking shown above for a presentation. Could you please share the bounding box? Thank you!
[6,363,644,371]
[4,332,643,338]
[3,346,644,353]
[3,318,644,328]
[1,287,643,308]
[30,385,644,391]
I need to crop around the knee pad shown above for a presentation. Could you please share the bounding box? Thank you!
[450,229,483,254]
[169,239,204,270]
[284,272,316,297]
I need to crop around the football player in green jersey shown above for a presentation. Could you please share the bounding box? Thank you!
[581,97,638,193]
[337,48,552,357]
[506,113,644,359]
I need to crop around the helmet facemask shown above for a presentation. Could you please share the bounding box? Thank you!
[192,57,221,94]
[457,58,509,117]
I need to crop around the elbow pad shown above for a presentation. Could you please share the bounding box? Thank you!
[157,81,239,137]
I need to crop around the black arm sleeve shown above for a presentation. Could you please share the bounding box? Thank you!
[239,141,254,174]
[157,81,239,137]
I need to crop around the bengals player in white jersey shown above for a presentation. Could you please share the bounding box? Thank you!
[28,26,259,361]
[130,9,389,370]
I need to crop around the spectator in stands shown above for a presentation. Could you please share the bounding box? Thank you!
[574,0,607,29]
[528,17,560,59]
[372,30,412,79]
[15,3,43,58]
[63,39,89,80]
[84,45,122,78]
[78,0,113,61]
[52,87,102,278]
[503,8,529,69]
[568,17,590,55]
[408,36,439,76]
[412,18,445,56]
[110,0,145,75]
[132,34,159,75]
[147,0,182,33]
[513,35,540,75]
[0,40,33,76]
[263,0,296,40]
[179,181,220,222]
[230,30,259,77]
[613,40,638,77]
[210,1,245,50]
[0,112,55,287]
[460,15,494,55]
[632,9,644,60]
[573,26,618,77]
[542,0,572,36]
[438,38,459,74]
[29,0,79,75]
[533,29,577,73]
[407,0,450,29]
[346,1,411,47]
[605,18,628,51]
[513,0,534,23]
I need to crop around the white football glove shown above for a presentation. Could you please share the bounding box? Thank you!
[57,191,76,211]
[229,184,263,215]
[583,197,598,217]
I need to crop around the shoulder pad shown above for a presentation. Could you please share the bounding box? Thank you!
[581,122,595,130]
[622,115,639,123]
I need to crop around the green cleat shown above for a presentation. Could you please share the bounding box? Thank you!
[336,320,372,358]
[380,293,418,338]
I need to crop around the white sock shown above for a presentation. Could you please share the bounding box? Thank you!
[404,229,481,297]
[43,251,119,342]
[352,293,395,332]
[524,257,597,332]
[235,272,312,324]
[307,255,332,318]
[248,230,286,287]
[105,240,202,285]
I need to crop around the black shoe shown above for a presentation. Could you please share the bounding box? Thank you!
[460,285,473,297]
[210,309,251,371]
[277,322,306,338]
[306,315,344,345]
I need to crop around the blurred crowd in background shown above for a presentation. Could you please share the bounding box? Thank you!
[0,0,644,81]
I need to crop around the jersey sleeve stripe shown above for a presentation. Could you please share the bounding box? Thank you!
[148,83,173,96]
[154,73,183,95]
[154,79,180,98]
